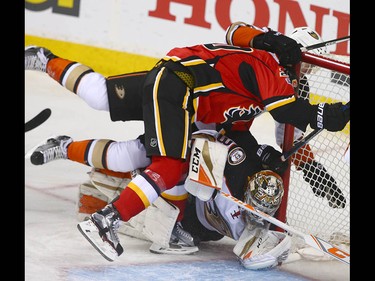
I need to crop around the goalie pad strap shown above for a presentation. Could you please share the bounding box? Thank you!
[89,169,132,201]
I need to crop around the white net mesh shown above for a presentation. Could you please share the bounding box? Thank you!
[281,54,350,259]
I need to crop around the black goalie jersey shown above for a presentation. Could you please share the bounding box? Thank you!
[189,129,265,240]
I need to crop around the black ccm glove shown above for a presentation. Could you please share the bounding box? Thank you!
[252,30,302,66]
[256,144,288,175]
[310,102,350,132]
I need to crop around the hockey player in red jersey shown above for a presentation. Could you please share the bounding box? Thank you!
[225,22,347,208]
[25,25,349,261]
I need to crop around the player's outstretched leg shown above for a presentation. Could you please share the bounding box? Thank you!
[77,204,124,261]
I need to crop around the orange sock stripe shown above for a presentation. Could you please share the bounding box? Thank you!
[67,140,93,165]
[46,58,75,85]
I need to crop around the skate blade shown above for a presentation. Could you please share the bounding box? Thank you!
[149,242,199,255]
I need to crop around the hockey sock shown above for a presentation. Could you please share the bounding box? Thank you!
[46,58,94,93]
[113,183,148,221]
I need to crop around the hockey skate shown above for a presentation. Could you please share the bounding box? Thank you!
[149,222,199,255]
[77,204,124,261]
[30,136,72,165]
[25,46,57,72]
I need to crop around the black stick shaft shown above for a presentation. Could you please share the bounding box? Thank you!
[25,108,52,132]
[301,36,350,52]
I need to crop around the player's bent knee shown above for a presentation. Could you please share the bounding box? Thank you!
[148,156,188,188]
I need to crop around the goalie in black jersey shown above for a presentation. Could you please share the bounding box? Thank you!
[29,129,291,270]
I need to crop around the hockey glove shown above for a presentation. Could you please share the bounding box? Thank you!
[233,227,291,270]
[252,31,302,66]
[257,145,288,175]
[310,102,350,132]
[300,160,346,208]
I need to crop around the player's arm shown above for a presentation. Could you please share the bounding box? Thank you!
[224,130,288,176]
[225,21,301,66]
[269,98,350,133]
[225,21,266,48]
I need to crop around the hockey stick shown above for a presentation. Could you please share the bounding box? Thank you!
[280,128,323,161]
[213,186,350,264]
[187,139,349,265]
[280,101,350,161]
[25,108,52,132]
[301,35,350,52]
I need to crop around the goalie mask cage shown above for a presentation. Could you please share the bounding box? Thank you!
[276,52,350,259]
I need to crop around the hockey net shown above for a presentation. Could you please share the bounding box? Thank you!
[276,52,350,261]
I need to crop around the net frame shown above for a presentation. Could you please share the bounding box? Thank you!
[275,52,350,256]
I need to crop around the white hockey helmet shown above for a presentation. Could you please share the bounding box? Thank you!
[243,170,284,224]
[289,26,328,55]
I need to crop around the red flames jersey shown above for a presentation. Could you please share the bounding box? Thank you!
[165,43,296,131]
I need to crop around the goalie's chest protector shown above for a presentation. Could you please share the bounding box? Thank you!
[190,129,249,240]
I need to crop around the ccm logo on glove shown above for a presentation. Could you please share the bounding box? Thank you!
[191,146,201,174]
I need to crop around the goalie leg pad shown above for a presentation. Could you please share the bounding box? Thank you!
[233,227,291,270]
[89,168,133,201]
[142,197,180,248]
[118,209,150,241]
[77,181,109,221]
[118,196,180,248]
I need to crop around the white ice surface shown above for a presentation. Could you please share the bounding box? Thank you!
[25,71,350,281]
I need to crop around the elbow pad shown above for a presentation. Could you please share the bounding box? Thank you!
[252,31,301,66]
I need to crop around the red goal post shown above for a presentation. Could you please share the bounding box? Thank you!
[275,52,350,260]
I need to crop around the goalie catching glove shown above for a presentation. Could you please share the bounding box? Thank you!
[233,227,291,270]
